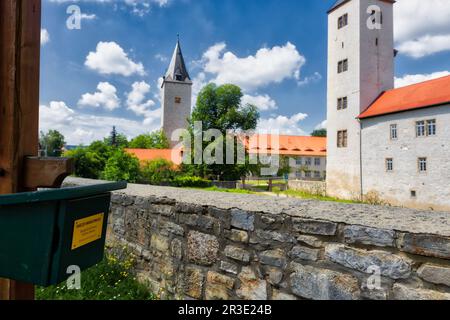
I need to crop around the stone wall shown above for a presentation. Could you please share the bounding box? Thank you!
[66,177,450,300]
[288,180,326,196]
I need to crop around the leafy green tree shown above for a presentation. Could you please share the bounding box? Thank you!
[40,130,66,157]
[102,149,140,182]
[104,127,129,148]
[64,140,114,179]
[187,83,260,181]
[140,158,177,185]
[129,130,170,149]
[311,129,327,137]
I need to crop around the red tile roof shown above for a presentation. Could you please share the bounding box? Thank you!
[125,148,183,165]
[359,75,450,119]
[245,134,327,157]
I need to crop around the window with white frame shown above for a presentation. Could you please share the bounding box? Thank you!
[305,171,311,178]
[314,158,321,166]
[390,124,397,140]
[418,157,427,172]
[296,157,302,165]
[386,158,393,172]
[314,171,321,178]
[305,158,312,166]
[427,119,436,136]
[416,121,426,137]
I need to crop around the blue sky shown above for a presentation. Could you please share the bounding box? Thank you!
[40,0,450,145]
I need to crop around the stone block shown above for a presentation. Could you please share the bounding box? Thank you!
[237,267,267,300]
[325,244,412,279]
[224,245,251,263]
[259,249,287,268]
[290,263,360,300]
[151,234,170,252]
[264,266,283,285]
[296,235,324,248]
[293,218,337,236]
[397,233,450,259]
[187,231,220,266]
[231,209,254,231]
[220,261,239,275]
[256,230,296,243]
[185,267,204,299]
[290,245,320,262]
[417,263,450,287]
[228,229,249,243]
[343,225,395,247]
[392,283,450,300]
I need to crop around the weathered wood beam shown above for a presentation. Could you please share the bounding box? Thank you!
[0,0,41,300]
[24,157,75,189]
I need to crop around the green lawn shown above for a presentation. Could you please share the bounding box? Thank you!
[281,189,363,204]
[36,248,155,300]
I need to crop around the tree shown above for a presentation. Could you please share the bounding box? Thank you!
[105,126,129,148]
[140,158,177,185]
[187,83,260,181]
[39,130,66,157]
[102,149,140,182]
[64,140,114,179]
[129,130,170,149]
[311,129,327,137]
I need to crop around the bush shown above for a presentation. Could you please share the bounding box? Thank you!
[140,158,177,185]
[36,247,155,300]
[173,176,211,188]
[102,149,140,183]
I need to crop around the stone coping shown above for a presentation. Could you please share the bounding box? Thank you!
[64,177,450,237]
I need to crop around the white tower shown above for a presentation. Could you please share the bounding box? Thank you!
[326,0,395,199]
[161,39,192,147]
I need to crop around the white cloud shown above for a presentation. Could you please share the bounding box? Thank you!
[314,120,327,130]
[200,42,305,91]
[257,113,308,136]
[78,82,121,110]
[85,41,145,76]
[395,71,450,88]
[395,0,450,58]
[40,101,158,145]
[126,81,161,126]
[298,72,322,86]
[154,53,168,62]
[397,34,450,59]
[41,29,50,45]
[242,94,277,111]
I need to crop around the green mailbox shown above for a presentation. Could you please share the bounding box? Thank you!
[0,181,127,287]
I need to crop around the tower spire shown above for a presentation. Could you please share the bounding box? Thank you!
[164,36,191,82]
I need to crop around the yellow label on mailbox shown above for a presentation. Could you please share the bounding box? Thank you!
[71,213,104,250]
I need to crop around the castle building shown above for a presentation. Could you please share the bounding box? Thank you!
[161,39,192,147]
[326,0,450,211]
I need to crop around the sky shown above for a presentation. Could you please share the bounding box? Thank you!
[39,0,450,145]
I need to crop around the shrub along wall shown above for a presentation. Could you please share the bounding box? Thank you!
[66,178,450,300]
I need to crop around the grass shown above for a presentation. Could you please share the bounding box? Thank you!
[281,189,363,204]
[189,186,256,194]
[36,247,156,300]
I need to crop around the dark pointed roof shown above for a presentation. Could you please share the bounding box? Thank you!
[164,39,191,83]
[328,0,350,13]
[328,0,395,14]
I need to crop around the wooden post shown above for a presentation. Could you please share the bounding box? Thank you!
[0,0,41,300]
